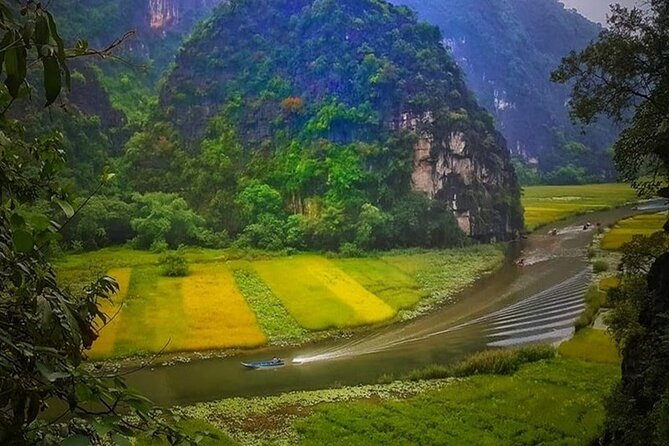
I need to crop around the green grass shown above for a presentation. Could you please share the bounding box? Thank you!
[600,212,667,251]
[231,265,308,344]
[110,266,188,357]
[294,358,618,445]
[174,329,621,446]
[575,286,607,331]
[334,258,426,310]
[559,328,620,365]
[522,183,638,231]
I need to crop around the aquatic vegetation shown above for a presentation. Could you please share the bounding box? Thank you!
[253,256,395,330]
[178,379,450,446]
[232,266,308,344]
[600,212,667,250]
[383,245,505,318]
[334,258,426,310]
[522,183,637,230]
[405,345,555,381]
[89,268,132,359]
[558,329,620,365]
[177,357,618,446]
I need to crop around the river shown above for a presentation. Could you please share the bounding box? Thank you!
[124,203,661,406]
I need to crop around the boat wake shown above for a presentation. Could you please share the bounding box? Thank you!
[293,270,590,365]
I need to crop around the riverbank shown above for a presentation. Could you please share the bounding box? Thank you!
[141,335,619,446]
[57,244,507,360]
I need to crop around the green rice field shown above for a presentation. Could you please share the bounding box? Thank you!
[522,183,638,230]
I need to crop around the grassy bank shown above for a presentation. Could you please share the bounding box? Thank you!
[168,338,619,446]
[522,183,637,231]
[57,245,505,359]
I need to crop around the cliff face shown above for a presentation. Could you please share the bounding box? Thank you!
[59,0,220,68]
[395,0,619,177]
[160,0,523,240]
[147,0,220,31]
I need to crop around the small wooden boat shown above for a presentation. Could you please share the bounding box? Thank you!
[241,359,285,369]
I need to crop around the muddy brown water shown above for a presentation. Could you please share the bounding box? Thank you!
[123,203,660,407]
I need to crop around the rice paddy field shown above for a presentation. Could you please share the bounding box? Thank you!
[58,245,505,359]
[522,183,638,231]
[600,212,667,251]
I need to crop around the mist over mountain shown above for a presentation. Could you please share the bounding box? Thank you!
[560,0,641,24]
[396,0,619,181]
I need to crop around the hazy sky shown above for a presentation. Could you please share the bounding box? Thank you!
[560,0,642,24]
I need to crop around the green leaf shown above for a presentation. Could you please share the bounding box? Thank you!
[43,55,61,106]
[104,173,117,182]
[34,16,49,46]
[55,198,74,218]
[12,230,33,252]
[4,31,26,98]
[62,435,90,446]
[111,433,131,446]
[92,420,114,436]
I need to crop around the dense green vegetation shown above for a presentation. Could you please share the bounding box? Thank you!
[152,0,523,247]
[165,332,620,446]
[554,1,669,442]
[0,3,196,444]
[36,0,527,257]
[398,0,619,180]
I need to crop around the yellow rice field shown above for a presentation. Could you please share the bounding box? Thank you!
[253,256,395,330]
[179,264,266,351]
[334,258,426,310]
[89,268,132,359]
[600,212,667,251]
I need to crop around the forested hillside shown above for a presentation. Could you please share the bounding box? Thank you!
[397,0,619,182]
[36,0,523,253]
[152,0,523,248]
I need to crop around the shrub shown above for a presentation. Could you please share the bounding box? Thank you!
[70,240,84,253]
[62,196,135,250]
[587,247,597,259]
[592,259,609,273]
[406,345,555,381]
[237,214,286,250]
[131,192,214,249]
[339,242,364,258]
[159,251,189,277]
[575,286,606,331]
[150,240,169,253]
